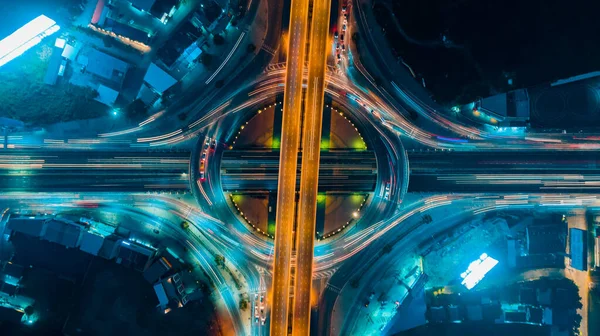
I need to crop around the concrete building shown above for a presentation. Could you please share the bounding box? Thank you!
[143,256,173,283]
[79,49,130,89]
[6,217,50,238]
[44,38,67,85]
[137,63,177,105]
[79,231,105,256]
[152,272,188,311]
[569,228,587,271]
[41,219,83,248]
[478,89,530,127]
[116,240,156,271]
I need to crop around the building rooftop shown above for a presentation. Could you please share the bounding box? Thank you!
[526,222,567,255]
[79,231,105,256]
[104,18,149,43]
[117,240,156,271]
[7,217,49,238]
[143,256,173,283]
[95,84,120,106]
[129,0,156,12]
[42,219,82,248]
[83,49,130,86]
[143,63,177,93]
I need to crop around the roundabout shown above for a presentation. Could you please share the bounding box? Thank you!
[190,92,409,242]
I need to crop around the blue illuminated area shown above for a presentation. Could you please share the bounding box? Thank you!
[460,253,498,290]
[0,15,60,67]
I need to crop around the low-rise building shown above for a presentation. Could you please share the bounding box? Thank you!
[569,228,587,271]
[6,216,51,238]
[143,256,173,283]
[78,49,130,89]
[116,240,156,271]
[137,63,177,105]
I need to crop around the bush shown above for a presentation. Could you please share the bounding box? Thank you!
[200,52,213,68]
[213,34,225,45]
[215,80,225,88]
[126,99,148,119]
[246,44,256,53]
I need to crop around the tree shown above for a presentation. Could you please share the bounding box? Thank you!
[126,99,148,119]
[351,32,360,43]
[215,80,225,88]
[102,35,114,48]
[213,34,225,45]
[181,221,190,230]
[24,306,34,316]
[246,43,256,53]
[421,214,433,224]
[350,278,360,288]
[382,243,392,254]
[200,52,213,68]
[215,255,226,268]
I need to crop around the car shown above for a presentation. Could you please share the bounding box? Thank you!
[340,34,344,42]
[341,44,345,51]
[255,317,259,324]
[344,13,348,19]
[200,171,205,180]
[255,294,259,300]
[211,140,216,149]
[336,43,340,50]
[204,141,209,149]
[260,295,264,303]
[385,182,391,191]
[343,19,347,25]
[342,24,346,31]
[342,5,347,12]
[334,31,338,39]
[337,53,341,60]
[261,318,266,325]
[255,306,259,318]
[201,152,206,159]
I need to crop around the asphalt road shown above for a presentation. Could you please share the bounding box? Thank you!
[292,0,332,332]
[409,151,600,193]
[0,150,190,192]
[221,150,377,191]
[269,0,311,331]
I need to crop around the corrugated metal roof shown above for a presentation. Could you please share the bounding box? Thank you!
[143,63,177,93]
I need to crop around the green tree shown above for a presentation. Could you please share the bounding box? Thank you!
[213,34,225,45]
[200,52,213,68]
[126,99,148,119]
[181,221,190,230]
[215,80,225,88]
[246,43,256,53]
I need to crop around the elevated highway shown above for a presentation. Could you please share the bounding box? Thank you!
[221,150,377,191]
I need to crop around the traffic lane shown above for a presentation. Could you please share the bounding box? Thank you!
[0,150,191,162]
[221,174,376,191]
[0,173,189,192]
[408,151,600,170]
[408,173,600,193]
[293,0,332,327]
[271,0,311,330]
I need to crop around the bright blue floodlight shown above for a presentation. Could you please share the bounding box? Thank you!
[0,15,60,67]
[460,253,498,290]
